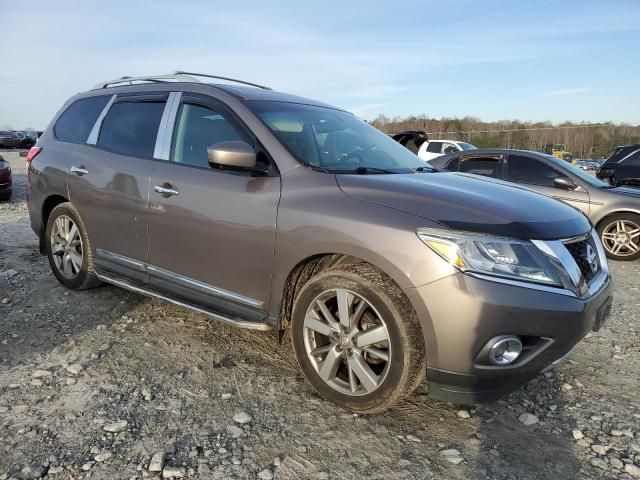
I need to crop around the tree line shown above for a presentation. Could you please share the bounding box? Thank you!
[371,115,640,159]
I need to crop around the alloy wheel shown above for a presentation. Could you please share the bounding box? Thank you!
[601,219,640,257]
[50,215,84,279]
[302,289,391,396]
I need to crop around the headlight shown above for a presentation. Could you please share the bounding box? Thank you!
[416,228,563,287]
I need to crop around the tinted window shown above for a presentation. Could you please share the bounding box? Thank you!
[622,150,640,166]
[172,104,245,168]
[460,155,501,177]
[605,146,638,165]
[54,96,110,144]
[445,156,460,171]
[98,101,165,158]
[508,154,565,187]
[426,141,442,153]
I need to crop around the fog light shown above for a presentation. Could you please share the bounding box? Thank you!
[488,336,522,365]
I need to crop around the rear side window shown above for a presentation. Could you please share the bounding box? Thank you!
[460,155,501,177]
[54,96,110,144]
[171,103,245,168]
[426,141,442,153]
[98,101,165,158]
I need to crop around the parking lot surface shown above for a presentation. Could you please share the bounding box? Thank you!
[0,150,639,479]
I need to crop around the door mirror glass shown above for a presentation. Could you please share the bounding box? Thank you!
[207,141,257,169]
[553,177,577,190]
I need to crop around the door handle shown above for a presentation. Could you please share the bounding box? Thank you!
[154,184,179,197]
[70,165,89,176]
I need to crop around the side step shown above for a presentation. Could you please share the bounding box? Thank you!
[95,271,273,331]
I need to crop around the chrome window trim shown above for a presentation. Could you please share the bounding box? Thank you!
[153,92,182,160]
[86,94,116,145]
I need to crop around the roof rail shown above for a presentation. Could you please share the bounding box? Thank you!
[92,71,271,91]
[92,73,200,90]
[171,71,271,90]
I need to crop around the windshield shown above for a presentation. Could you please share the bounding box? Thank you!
[246,101,428,173]
[458,142,477,151]
[540,153,610,188]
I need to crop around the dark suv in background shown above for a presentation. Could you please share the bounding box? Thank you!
[597,144,640,187]
[27,72,612,412]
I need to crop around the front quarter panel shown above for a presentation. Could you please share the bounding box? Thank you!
[270,167,456,340]
[588,188,640,226]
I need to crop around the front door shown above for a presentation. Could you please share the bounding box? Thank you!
[505,153,590,215]
[147,95,280,315]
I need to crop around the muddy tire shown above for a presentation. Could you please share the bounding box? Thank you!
[291,263,426,413]
[45,202,102,290]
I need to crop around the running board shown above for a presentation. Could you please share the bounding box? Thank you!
[95,272,273,331]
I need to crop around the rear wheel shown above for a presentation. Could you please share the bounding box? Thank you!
[597,213,640,261]
[291,263,426,413]
[45,202,102,290]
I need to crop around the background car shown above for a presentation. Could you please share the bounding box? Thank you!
[597,144,640,187]
[0,131,21,148]
[429,148,640,261]
[0,154,12,201]
[417,139,476,161]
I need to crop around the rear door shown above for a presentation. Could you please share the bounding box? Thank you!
[505,153,590,215]
[146,93,280,316]
[69,93,167,271]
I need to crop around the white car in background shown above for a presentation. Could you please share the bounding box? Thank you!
[418,139,477,161]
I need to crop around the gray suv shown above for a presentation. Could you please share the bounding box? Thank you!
[27,72,613,412]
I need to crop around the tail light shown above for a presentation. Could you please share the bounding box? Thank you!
[26,146,42,163]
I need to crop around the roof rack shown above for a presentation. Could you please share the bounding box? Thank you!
[92,71,272,91]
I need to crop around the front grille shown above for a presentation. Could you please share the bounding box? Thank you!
[564,235,600,283]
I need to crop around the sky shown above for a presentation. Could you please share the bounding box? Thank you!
[1,0,639,129]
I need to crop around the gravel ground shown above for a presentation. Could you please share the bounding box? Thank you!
[0,150,639,480]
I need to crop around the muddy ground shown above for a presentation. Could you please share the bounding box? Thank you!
[0,150,639,479]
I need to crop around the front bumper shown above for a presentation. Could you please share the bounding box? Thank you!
[405,271,613,404]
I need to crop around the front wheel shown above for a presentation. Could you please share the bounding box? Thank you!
[597,213,640,261]
[291,264,426,413]
[45,202,102,290]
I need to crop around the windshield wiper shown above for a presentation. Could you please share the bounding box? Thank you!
[354,166,398,174]
[413,166,437,173]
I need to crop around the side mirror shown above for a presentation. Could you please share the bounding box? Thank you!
[207,141,256,169]
[553,177,577,190]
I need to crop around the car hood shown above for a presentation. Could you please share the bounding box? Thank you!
[337,172,591,240]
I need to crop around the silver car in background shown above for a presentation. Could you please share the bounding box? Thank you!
[430,149,640,261]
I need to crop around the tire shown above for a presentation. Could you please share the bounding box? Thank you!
[0,191,10,202]
[291,263,426,413]
[597,212,640,261]
[45,202,102,290]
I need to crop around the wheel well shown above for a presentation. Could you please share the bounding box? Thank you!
[595,210,640,230]
[39,195,68,253]
[278,254,366,340]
